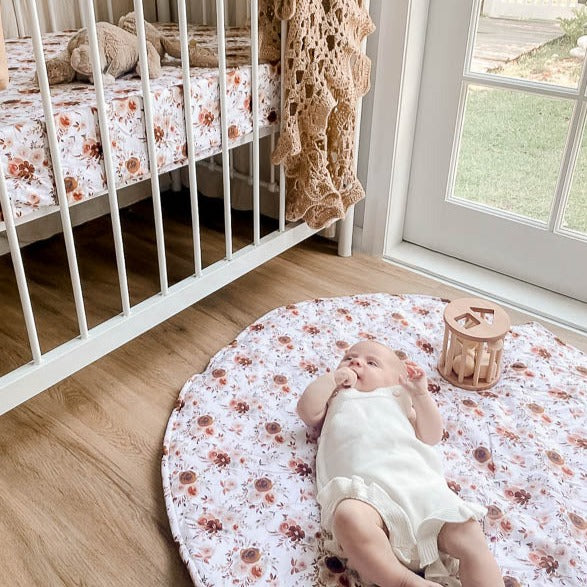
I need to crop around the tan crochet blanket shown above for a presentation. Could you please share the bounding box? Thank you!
[266,0,375,229]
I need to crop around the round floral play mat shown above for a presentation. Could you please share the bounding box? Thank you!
[162,294,586,587]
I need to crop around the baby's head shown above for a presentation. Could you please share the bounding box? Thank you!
[339,340,406,392]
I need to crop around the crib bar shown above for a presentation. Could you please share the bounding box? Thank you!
[278,19,286,232]
[46,2,57,32]
[170,169,182,191]
[133,0,169,294]
[236,0,248,25]
[0,222,318,416]
[202,0,208,25]
[270,132,276,188]
[248,143,253,185]
[82,0,131,316]
[178,0,203,276]
[0,169,42,363]
[26,0,89,339]
[250,0,260,245]
[156,0,172,22]
[80,2,88,27]
[106,0,114,24]
[338,0,370,257]
[216,0,233,260]
[199,157,276,190]
[13,0,27,38]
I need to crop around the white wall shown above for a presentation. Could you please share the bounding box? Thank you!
[355,0,419,252]
[1,1,158,38]
[1,1,248,39]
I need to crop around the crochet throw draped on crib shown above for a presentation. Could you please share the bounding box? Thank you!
[267,0,375,229]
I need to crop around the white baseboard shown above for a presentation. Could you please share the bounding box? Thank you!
[385,242,587,335]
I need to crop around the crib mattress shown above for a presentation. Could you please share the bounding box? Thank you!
[0,24,280,221]
[162,293,586,587]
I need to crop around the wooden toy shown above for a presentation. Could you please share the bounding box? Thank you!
[438,297,510,390]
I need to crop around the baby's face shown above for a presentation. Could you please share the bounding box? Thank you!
[339,341,405,392]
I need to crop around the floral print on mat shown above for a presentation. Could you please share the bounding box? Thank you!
[162,294,586,586]
[0,25,280,220]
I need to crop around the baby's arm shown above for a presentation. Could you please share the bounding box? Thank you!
[399,362,444,445]
[296,372,336,428]
[297,368,356,428]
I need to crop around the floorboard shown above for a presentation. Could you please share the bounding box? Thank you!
[0,192,584,586]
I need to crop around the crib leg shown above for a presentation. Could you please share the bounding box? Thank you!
[338,205,355,257]
[170,169,182,192]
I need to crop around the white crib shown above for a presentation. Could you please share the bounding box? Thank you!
[0,0,365,415]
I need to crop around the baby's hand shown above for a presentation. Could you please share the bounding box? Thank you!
[399,361,428,397]
[334,367,357,389]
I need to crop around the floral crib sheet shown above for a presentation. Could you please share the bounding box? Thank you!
[162,293,586,587]
[0,24,280,221]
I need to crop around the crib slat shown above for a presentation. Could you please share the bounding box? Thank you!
[80,1,88,27]
[133,0,169,294]
[270,132,276,189]
[13,0,27,37]
[278,19,287,232]
[0,169,42,364]
[248,143,253,186]
[106,0,114,24]
[216,0,233,260]
[46,2,57,32]
[250,0,260,245]
[177,0,203,276]
[156,0,172,22]
[81,0,131,316]
[202,0,208,26]
[26,0,89,339]
[236,0,248,25]
[338,0,370,257]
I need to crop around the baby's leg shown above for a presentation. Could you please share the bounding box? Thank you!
[332,499,436,587]
[438,520,504,587]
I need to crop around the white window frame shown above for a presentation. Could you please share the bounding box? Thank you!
[359,0,587,334]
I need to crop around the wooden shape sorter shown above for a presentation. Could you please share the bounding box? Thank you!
[438,298,511,391]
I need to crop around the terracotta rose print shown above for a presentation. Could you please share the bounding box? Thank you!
[163,294,586,586]
[0,25,279,221]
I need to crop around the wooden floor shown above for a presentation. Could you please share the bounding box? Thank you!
[1,194,585,587]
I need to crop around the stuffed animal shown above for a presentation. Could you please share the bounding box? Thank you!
[119,11,276,68]
[42,10,270,86]
[118,12,218,68]
[43,21,161,85]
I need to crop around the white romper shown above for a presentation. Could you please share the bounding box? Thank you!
[316,385,486,583]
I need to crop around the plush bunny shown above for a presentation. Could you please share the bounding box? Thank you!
[43,21,161,85]
[118,12,218,68]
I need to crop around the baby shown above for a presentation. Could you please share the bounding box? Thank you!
[297,340,504,587]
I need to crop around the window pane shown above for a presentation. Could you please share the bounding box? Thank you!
[562,120,587,235]
[452,85,573,223]
[470,3,586,89]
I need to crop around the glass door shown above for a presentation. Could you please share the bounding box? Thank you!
[403,0,587,302]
